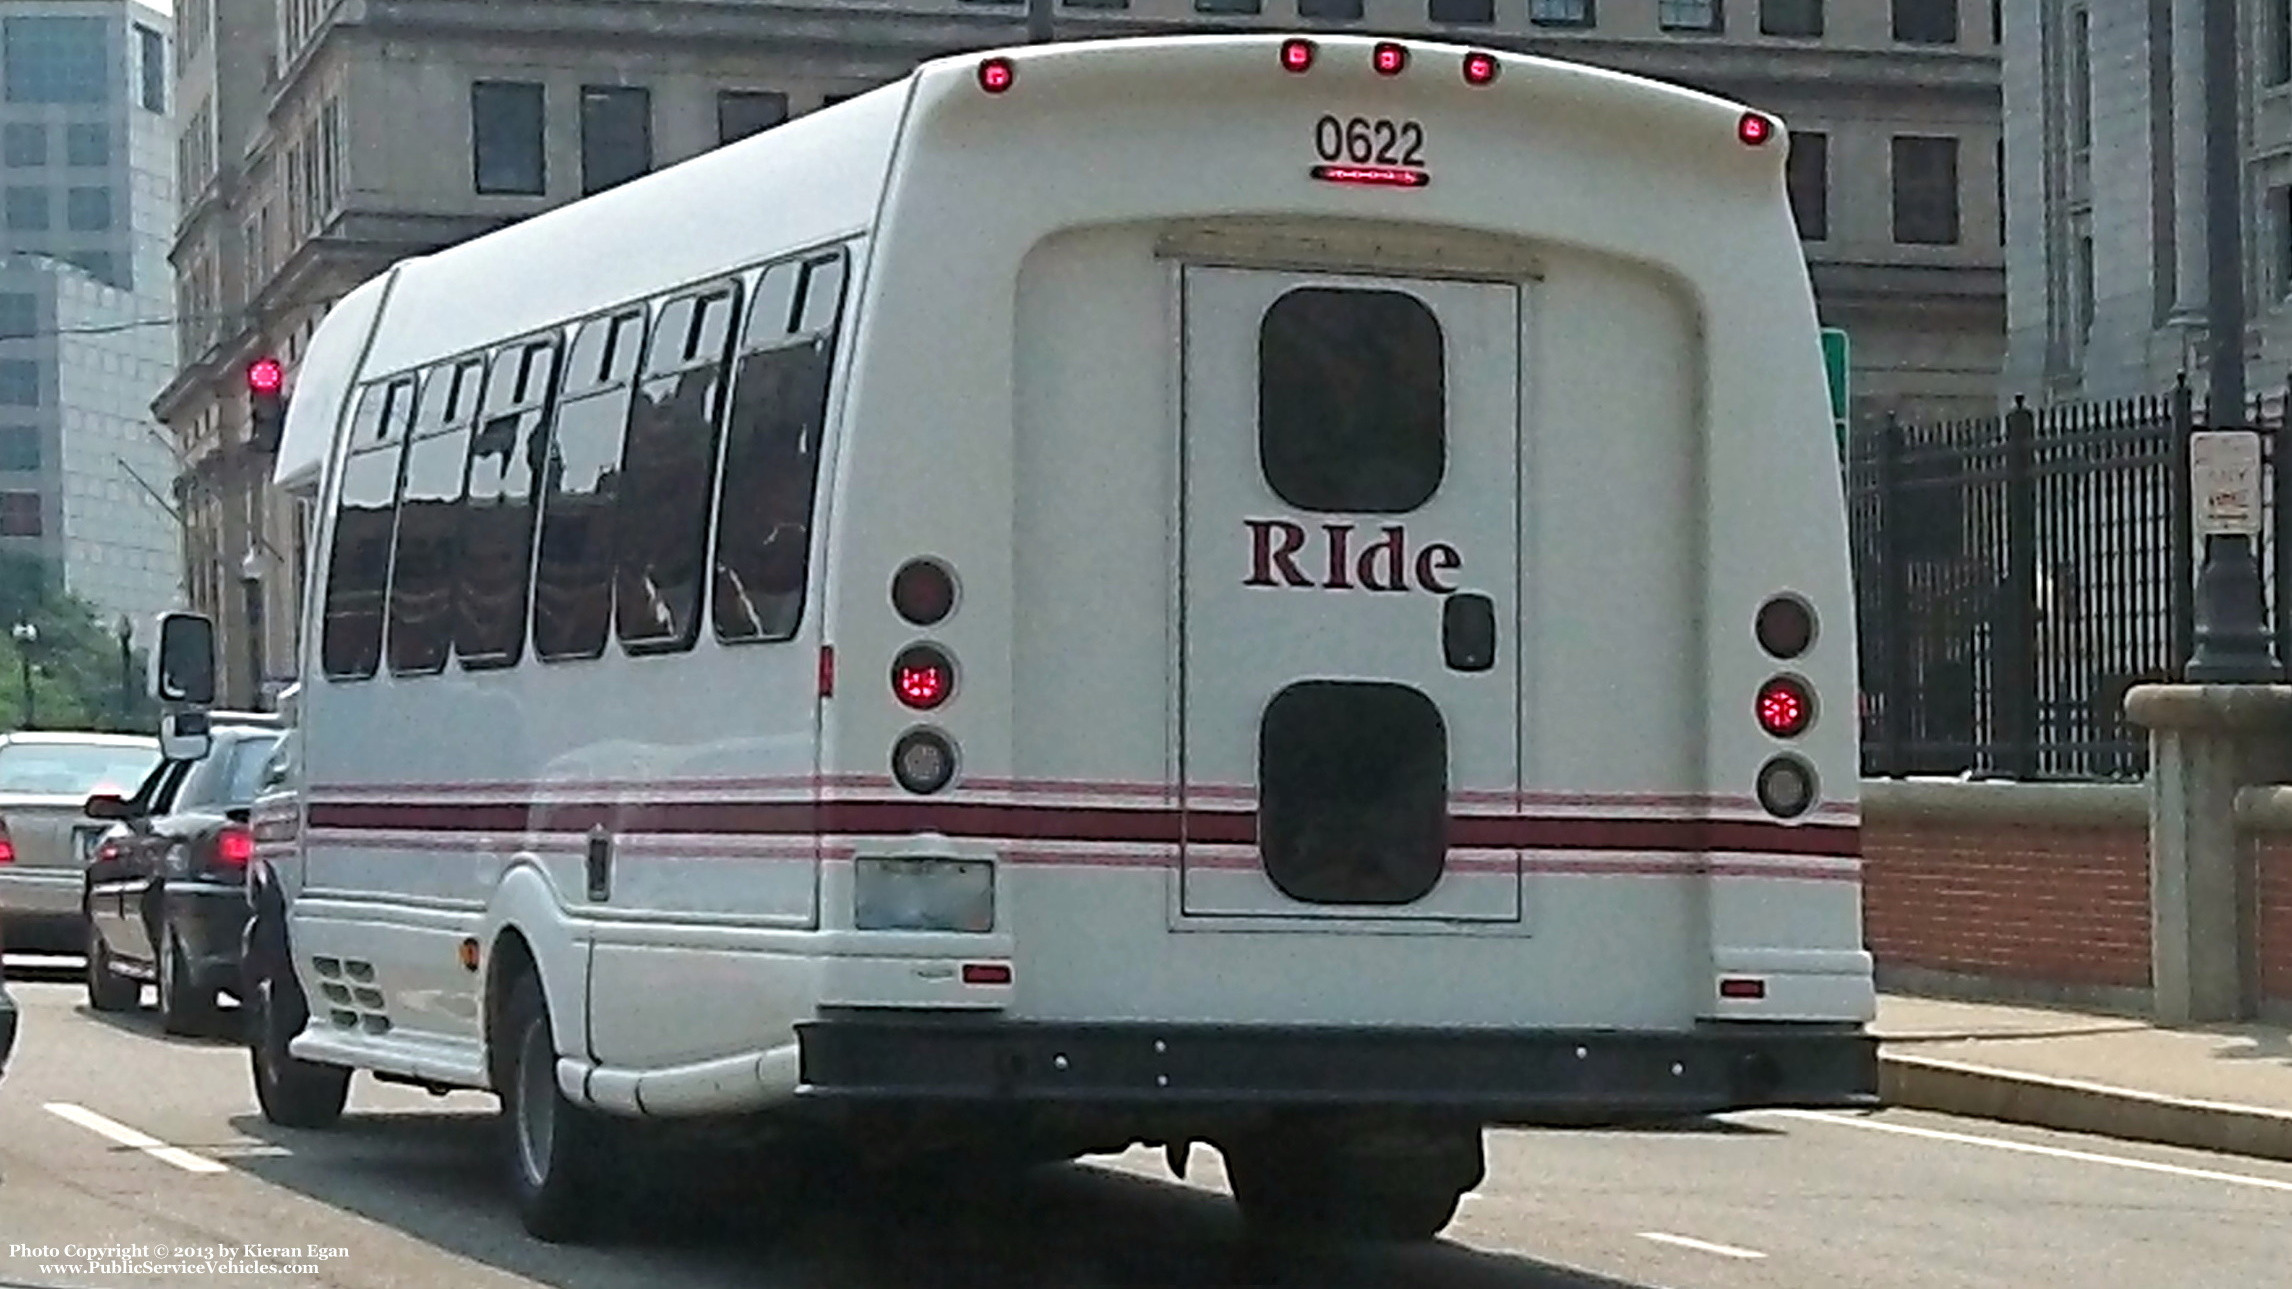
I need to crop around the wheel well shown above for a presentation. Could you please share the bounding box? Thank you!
[484,930,539,1094]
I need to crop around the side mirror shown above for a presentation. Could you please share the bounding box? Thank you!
[82,792,132,821]
[151,611,217,706]
[158,710,212,763]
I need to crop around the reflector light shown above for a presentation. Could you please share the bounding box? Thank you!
[977,57,1015,93]
[1756,756,1817,820]
[247,356,284,395]
[891,558,957,627]
[891,728,959,796]
[1755,595,1815,661]
[1756,676,1813,738]
[1462,51,1499,85]
[962,962,1012,985]
[1738,112,1775,146]
[216,825,256,867]
[1373,42,1408,75]
[1719,977,1768,1000]
[1280,38,1315,72]
[1311,164,1430,188]
[892,644,955,711]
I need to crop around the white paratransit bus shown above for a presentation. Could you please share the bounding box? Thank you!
[152,31,1877,1244]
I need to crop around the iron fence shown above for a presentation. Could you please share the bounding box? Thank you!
[1848,375,2292,781]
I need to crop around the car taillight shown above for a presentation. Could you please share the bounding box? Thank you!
[215,825,255,868]
[94,839,119,863]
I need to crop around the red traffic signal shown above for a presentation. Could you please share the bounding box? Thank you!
[247,356,284,395]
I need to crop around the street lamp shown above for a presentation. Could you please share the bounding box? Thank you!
[240,547,266,710]
[10,620,35,730]
[114,615,132,729]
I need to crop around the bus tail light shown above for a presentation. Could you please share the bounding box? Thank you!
[1738,112,1775,146]
[1755,595,1815,660]
[214,825,256,869]
[1280,38,1315,72]
[1719,977,1767,1000]
[977,57,1015,94]
[1373,42,1408,75]
[1462,51,1500,85]
[1755,676,1813,738]
[892,728,958,795]
[892,644,955,711]
[891,558,957,627]
[962,962,1012,985]
[1756,756,1817,820]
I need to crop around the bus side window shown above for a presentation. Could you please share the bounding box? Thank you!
[713,248,847,645]
[321,377,418,681]
[387,356,488,677]
[533,306,646,661]
[457,335,561,669]
[613,278,742,655]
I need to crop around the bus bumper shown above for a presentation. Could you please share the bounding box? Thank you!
[791,1018,1879,1123]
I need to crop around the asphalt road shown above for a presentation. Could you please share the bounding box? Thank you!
[3,955,2289,1289]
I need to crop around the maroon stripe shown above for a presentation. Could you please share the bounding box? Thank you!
[302,799,1860,858]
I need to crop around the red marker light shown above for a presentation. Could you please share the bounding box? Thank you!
[1280,38,1315,72]
[892,644,955,711]
[1311,164,1430,188]
[1462,51,1499,85]
[1373,42,1408,75]
[247,356,284,395]
[1719,977,1767,1000]
[977,57,1015,94]
[1738,112,1775,146]
[1756,677,1814,739]
[962,963,1012,985]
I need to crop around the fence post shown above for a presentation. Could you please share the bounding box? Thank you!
[2169,373,2196,678]
[1874,411,1909,776]
[1999,397,2039,778]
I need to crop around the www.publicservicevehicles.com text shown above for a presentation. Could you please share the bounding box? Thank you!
[10,1243,346,1276]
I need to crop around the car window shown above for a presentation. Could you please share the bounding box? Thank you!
[256,733,295,794]
[146,761,194,814]
[221,734,283,805]
[0,742,160,797]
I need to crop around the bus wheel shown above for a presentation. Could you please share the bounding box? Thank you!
[248,956,350,1130]
[498,968,611,1243]
[1223,1125,1479,1245]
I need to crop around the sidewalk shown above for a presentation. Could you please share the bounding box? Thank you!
[1874,994,2292,1162]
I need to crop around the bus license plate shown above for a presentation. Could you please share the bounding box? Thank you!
[1313,114,1427,171]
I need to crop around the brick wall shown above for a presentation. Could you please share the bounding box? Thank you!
[2254,833,2292,1008]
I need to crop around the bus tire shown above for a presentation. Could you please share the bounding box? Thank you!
[498,968,610,1244]
[1224,1126,1476,1245]
[248,950,350,1130]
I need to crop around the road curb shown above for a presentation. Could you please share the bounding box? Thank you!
[1880,1050,2292,1163]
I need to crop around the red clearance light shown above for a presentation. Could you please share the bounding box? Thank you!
[247,356,284,395]
[962,962,1012,985]
[1756,676,1814,738]
[892,644,955,711]
[1311,164,1430,189]
[977,57,1015,94]
[1280,38,1315,72]
[1462,51,1500,85]
[1373,42,1408,75]
[1738,112,1775,146]
[1719,977,1768,1000]
[215,825,256,868]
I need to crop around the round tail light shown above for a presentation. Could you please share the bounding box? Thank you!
[1756,756,1817,819]
[1738,112,1775,146]
[891,558,957,627]
[1755,595,1815,660]
[1756,676,1814,738]
[893,644,956,711]
[892,728,959,795]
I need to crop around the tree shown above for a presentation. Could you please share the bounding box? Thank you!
[0,553,158,735]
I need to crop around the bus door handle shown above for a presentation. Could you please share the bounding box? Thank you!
[1442,592,1497,673]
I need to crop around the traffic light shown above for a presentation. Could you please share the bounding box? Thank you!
[247,356,285,453]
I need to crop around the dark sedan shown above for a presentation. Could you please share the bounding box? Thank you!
[82,721,282,1035]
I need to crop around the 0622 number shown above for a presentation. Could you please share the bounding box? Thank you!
[1314,115,1425,168]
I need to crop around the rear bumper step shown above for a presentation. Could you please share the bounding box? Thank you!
[793,1017,1879,1122]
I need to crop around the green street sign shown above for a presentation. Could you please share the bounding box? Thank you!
[1820,326,1850,426]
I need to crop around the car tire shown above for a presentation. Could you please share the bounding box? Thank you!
[247,956,350,1130]
[498,967,614,1244]
[84,917,138,1013]
[157,922,219,1037]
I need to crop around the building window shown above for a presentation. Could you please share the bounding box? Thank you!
[1428,0,1495,21]
[4,187,45,230]
[1659,0,1724,32]
[135,24,165,113]
[65,123,106,167]
[1761,0,1822,36]
[1529,0,1594,22]
[2272,0,2292,86]
[2073,225,2095,347]
[0,427,35,471]
[1892,0,1957,43]
[2277,186,2292,297]
[1787,131,1828,240]
[2069,9,2090,152]
[1,124,40,168]
[0,490,37,537]
[580,86,652,196]
[1892,135,1961,244]
[0,360,36,406]
[1300,0,1365,16]
[717,90,789,145]
[1194,0,1261,12]
[64,186,110,231]
[470,81,545,196]
[65,248,115,286]
[3,17,108,105]
[0,294,31,340]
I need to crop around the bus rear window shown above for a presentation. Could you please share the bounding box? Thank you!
[1258,286,1446,514]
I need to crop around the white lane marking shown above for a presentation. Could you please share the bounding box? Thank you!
[1766,1110,2292,1194]
[1637,1231,1766,1259]
[43,1103,228,1174]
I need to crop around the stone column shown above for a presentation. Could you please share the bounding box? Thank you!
[2124,684,2292,1023]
